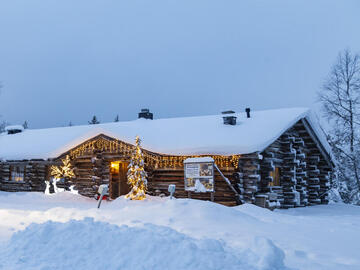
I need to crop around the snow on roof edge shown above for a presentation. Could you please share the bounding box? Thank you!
[254,109,333,165]
[184,157,214,163]
[0,108,334,162]
[5,125,24,132]
[51,108,331,160]
[256,108,309,153]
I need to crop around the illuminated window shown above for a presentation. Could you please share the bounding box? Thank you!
[110,162,120,174]
[269,167,281,186]
[10,165,26,182]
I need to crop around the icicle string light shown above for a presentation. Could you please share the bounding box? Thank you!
[67,137,240,169]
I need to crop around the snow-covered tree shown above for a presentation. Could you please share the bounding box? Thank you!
[114,115,119,122]
[0,121,8,133]
[0,83,6,134]
[88,115,100,124]
[319,49,360,205]
[126,136,148,200]
[23,121,28,129]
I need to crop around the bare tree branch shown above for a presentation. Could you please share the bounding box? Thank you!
[318,49,360,204]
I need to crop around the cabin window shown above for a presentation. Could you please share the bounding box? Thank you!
[10,165,26,182]
[269,167,281,186]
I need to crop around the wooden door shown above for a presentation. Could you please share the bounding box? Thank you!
[110,162,130,199]
[118,162,130,196]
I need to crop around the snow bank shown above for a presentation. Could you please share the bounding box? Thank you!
[0,191,93,210]
[0,218,287,270]
[1,192,360,269]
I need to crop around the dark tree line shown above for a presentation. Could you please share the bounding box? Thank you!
[88,114,120,125]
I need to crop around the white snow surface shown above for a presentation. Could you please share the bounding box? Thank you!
[0,192,359,270]
[0,219,283,270]
[0,107,330,160]
[184,156,214,163]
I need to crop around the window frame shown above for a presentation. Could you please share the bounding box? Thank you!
[10,164,26,183]
[269,167,281,186]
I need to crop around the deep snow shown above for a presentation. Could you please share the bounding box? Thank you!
[0,219,286,270]
[0,192,359,270]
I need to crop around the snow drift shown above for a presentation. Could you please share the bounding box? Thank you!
[0,218,287,270]
[1,192,360,269]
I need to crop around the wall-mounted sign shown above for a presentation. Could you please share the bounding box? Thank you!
[184,157,214,192]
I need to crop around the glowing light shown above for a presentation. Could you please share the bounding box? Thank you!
[50,155,75,179]
[125,136,148,200]
[67,137,241,169]
[110,162,120,173]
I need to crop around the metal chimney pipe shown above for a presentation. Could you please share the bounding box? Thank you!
[245,108,251,118]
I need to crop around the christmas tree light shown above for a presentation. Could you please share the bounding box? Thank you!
[50,155,75,179]
[126,136,148,200]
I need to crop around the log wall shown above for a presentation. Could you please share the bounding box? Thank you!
[71,152,126,198]
[0,154,240,206]
[238,153,261,204]
[148,166,239,206]
[0,162,47,192]
[256,120,332,209]
[0,120,332,209]
[55,151,241,205]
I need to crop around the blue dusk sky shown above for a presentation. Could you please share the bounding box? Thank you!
[0,0,359,128]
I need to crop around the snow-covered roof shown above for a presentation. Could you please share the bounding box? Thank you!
[5,125,24,132]
[0,107,331,161]
[184,157,214,163]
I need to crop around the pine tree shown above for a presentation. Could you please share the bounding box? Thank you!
[23,121,28,129]
[126,136,148,200]
[114,115,119,122]
[88,115,100,125]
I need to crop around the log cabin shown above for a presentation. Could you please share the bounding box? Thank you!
[0,108,334,209]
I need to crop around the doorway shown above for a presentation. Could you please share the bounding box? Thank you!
[109,161,130,199]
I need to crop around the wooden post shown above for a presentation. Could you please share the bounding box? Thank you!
[214,164,239,196]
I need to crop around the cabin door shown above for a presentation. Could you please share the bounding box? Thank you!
[110,162,130,199]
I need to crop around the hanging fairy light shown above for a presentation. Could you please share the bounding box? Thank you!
[67,136,241,169]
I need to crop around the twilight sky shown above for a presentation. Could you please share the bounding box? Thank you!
[0,0,359,129]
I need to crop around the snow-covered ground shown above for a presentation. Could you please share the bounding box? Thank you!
[0,192,359,270]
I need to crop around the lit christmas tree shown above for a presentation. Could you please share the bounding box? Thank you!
[126,136,148,200]
[50,155,75,192]
[50,155,75,179]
